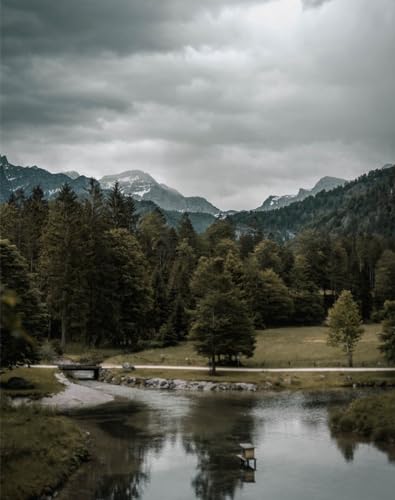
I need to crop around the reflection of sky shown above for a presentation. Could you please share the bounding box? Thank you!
[139,437,198,500]
[76,384,395,500]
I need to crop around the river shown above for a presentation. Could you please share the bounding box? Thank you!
[59,382,395,500]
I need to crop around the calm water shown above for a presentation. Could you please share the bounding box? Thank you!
[60,383,395,500]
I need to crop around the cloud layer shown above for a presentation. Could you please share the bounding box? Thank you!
[1,0,394,210]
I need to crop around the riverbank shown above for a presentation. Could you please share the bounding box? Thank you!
[0,367,113,500]
[330,390,395,443]
[100,367,395,392]
[0,402,90,500]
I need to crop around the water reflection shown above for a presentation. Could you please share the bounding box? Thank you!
[59,386,395,500]
[182,395,258,500]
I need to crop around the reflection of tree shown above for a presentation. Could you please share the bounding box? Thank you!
[64,400,166,500]
[375,442,395,464]
[330,425,395,464]
[331,431,358,462]
[182,394,259,500]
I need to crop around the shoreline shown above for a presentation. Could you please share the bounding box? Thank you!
[99,367,395,392]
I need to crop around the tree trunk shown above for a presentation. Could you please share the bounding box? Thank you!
[210,354,216,375]
[347,347,353,367]
[61,307,67,349]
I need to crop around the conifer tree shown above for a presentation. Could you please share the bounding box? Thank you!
[178,212,198,250]
[23,186,48,271]
[108,181,137,231]
[375,250,395,304]
[379,300,395,364]
[82,179,113,345]
[105,228,152,347]
[40,185,85,348]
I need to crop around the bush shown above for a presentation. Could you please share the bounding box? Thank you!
[38,340,57,362]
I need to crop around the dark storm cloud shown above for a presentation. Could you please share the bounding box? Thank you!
[1,0,394,210]
[1,0,260,57]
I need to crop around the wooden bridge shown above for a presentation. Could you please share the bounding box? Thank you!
[58,364,101,380]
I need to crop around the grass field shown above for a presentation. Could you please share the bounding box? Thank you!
[63,343,124,364]
[0,368,89,499]
[0,403,88,500]
[0,367,65,399]
[104,323,387,368]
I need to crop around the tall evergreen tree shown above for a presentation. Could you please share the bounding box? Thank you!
[178,212,198,250]
[379,300,395,364]
[40,185,85,348]
[82,180,113,345]
[375,250,395,305]
[23,186,48,272]
[108,181,137,231]
[243,261,293,328]
[106,229,152,347]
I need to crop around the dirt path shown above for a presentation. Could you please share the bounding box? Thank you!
[34,364,395,373]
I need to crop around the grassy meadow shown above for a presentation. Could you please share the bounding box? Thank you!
[104,323,387,368]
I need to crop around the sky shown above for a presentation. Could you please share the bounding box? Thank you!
[1,0,394,210]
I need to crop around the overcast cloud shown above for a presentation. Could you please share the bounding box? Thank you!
[1,0,394,210]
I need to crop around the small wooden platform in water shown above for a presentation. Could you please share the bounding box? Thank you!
[237,443,257,470]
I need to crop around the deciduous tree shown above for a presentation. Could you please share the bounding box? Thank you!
[327,290,363,367]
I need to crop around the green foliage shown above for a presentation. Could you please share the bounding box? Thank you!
[1,168,394,362]
[191,256,232,298]
[290,288,325,325]
[327,290,364,367]
[0,239,47,338]
[253,239,283,274]
[229,166,395,239]
[191,291,255,374]
[0,287,39,368]
[204,219,235,249]
[107,181,137,231]
[105,228,153,346]
[177,212,198,250]
[379,300,395,364]
[39,185,86,348]
[375,250,395,304]
[330,391,395,443]
[243,263,294,328]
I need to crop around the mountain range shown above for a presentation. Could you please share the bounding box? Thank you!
[230,164,395,239]
[1,154,394,237]
[99,170,219,214]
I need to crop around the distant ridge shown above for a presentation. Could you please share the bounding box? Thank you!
[255,176,347,211]
[230,165,395,239]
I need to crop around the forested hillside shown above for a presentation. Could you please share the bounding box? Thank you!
[230,166,395,239]
[1,175,394,368]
